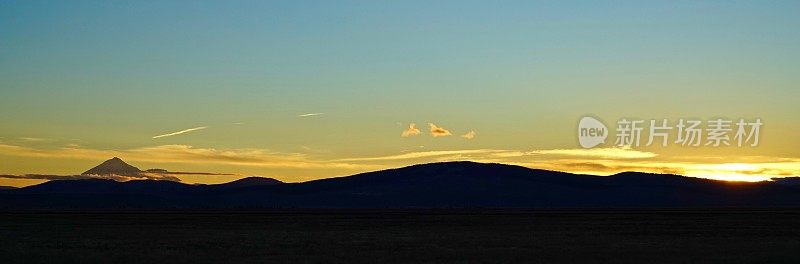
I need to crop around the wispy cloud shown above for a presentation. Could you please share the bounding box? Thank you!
[150,171,234,176]
[152,126,208,139]
[1,167,235,183]
[527,147,657,159]
[0,143,378,170]
[298,113,323,117]
[337,149,509,162]
[516,159,800,182]
[0,173,181,182]
[2,141,798,183]
[401,123,421,137]
[428,123,452,137]
[461,130,476,140]
[19,137,52,142]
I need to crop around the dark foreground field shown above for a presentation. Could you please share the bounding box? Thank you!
[1,210,799,263]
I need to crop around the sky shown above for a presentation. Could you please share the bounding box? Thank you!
[1,1,799,187]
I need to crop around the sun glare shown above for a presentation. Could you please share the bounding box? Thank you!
[684,163,773,182]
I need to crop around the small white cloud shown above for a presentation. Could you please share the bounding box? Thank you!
[428,123,452,137]
[462,130,476,140]
[401,123,421,137]
[298,113,323,117]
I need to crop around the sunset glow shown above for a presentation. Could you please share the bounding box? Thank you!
[1,1,798,187]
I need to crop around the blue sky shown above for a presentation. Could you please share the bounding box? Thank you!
[1,1,799,185]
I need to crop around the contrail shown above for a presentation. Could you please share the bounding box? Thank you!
[298,113,323,117]
[152,126,208,139]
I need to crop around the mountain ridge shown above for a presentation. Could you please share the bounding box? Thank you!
[2,161,798,209]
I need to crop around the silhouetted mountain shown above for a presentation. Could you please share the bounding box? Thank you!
[82,157,142,175]
[0,186,16,190]
[207,177,283,189]
[2,161,799,209]
[774,177,800,186]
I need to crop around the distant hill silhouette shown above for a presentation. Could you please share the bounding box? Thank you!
[774,177,800,186]
[1,161,799,209]
[206,177,283,189]
[82,157,142,175]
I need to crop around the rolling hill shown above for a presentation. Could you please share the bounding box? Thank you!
[1,161,798,209]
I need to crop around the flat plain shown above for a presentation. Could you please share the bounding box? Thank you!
[1,210,799,263]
